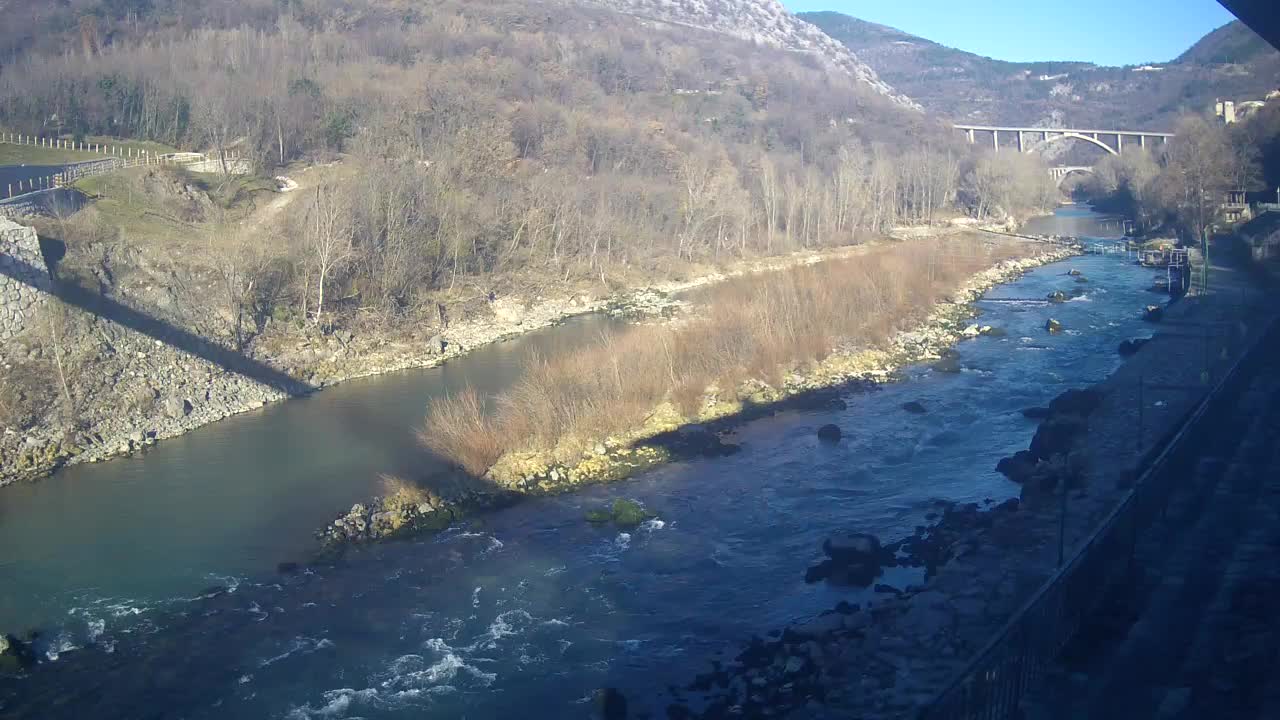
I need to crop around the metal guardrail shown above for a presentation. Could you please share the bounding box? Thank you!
[918,311,1279,720]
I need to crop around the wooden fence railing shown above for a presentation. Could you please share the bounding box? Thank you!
[2,134,244,200]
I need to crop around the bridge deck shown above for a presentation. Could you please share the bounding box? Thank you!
[953,124,1175,137]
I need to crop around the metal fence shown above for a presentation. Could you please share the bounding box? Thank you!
[918,312,1279,720]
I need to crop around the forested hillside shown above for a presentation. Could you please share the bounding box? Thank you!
[0,0,1068,485]
[0,0,1055,325]
[805,12,1280,130]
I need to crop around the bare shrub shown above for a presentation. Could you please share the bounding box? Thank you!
[420,388,505,475]
[425,236,1033,473]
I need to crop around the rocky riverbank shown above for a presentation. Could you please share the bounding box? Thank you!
[0,237,903,488]
[655,245,1280,719]
[319,245,1079,551]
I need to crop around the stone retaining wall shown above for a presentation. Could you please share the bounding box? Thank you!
[0,217,50,341]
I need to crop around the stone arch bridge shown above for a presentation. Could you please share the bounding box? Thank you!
[954,124,1175,184]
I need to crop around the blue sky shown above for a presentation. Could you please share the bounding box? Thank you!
[784,0,1238,66]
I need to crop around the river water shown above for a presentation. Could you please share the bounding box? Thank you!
[1,208,1150,718]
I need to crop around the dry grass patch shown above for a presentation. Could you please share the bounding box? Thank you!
[423,236,1033,474]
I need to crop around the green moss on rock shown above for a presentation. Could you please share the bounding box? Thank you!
[611,498,654,527]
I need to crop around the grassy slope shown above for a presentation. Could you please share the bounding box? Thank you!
[0,143,98,165]
[73,167,277,247]
[1,137,179,166]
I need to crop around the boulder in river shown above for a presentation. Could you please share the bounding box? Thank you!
[1119,338,1150,357]
[0,634,35,675]
[1143,305,1164,323]
[932,355,962,373]
[594,688,627,720]
[980,325,1007,337]
[1047,388,1105,417]
[996,450,1038,484]
[901,401,927,414]
[1067,268,1082,276]
[1029,415,1087,462]
[609,498,654,528]
[805,532,893,587]
[1045,318,1063,334]
[824,532,881,561]
[816,424,842,443]
[787,612,848,639]
[1047,290,1068,303]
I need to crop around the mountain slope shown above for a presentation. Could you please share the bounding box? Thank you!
[803,12,1280,130]
[580,0,919,109]
[1177,19,1275,65]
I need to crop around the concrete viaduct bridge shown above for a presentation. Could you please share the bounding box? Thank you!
[954,124,1176,185]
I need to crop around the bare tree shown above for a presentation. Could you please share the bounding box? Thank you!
[303,183,355,327]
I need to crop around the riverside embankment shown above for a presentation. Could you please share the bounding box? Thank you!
[0,229,958,488]
[0,208,1179,720]
[320,241,1078,550]
[659,228,1280,719]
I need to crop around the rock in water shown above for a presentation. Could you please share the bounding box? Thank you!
[901,401,927,414]
[1047,290,1068,303]
[595,688,627,720]
[1029,415,1087,462]
[1045,318,1063,334]
[932,355,961,373]
[610,499,652,527]
[817,424,842,443]
[823,533,881,561]
[0,634,35,675]
[996,450,1038,483]
[1143,305,1164,323]
[1067,268,1082,276]
[1119,338,1149,357]
[809,532,890,587]
[1047,388,1105,416]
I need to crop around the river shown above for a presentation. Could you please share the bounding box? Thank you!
[1,208,1149,718]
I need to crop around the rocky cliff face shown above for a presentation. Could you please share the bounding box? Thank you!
[579,0,920,109]
[0,216,49,341]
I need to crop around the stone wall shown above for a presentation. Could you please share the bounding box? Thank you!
[0,216,50,341]
[0,188,88,219]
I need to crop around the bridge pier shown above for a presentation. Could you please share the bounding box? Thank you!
[1117,134,1123,153]
[1017,131,1024,153]
[992,129,999,152]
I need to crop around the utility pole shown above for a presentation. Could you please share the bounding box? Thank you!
[1201,225,1210,294]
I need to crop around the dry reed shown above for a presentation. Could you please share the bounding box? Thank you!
[423,236,1032,474]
